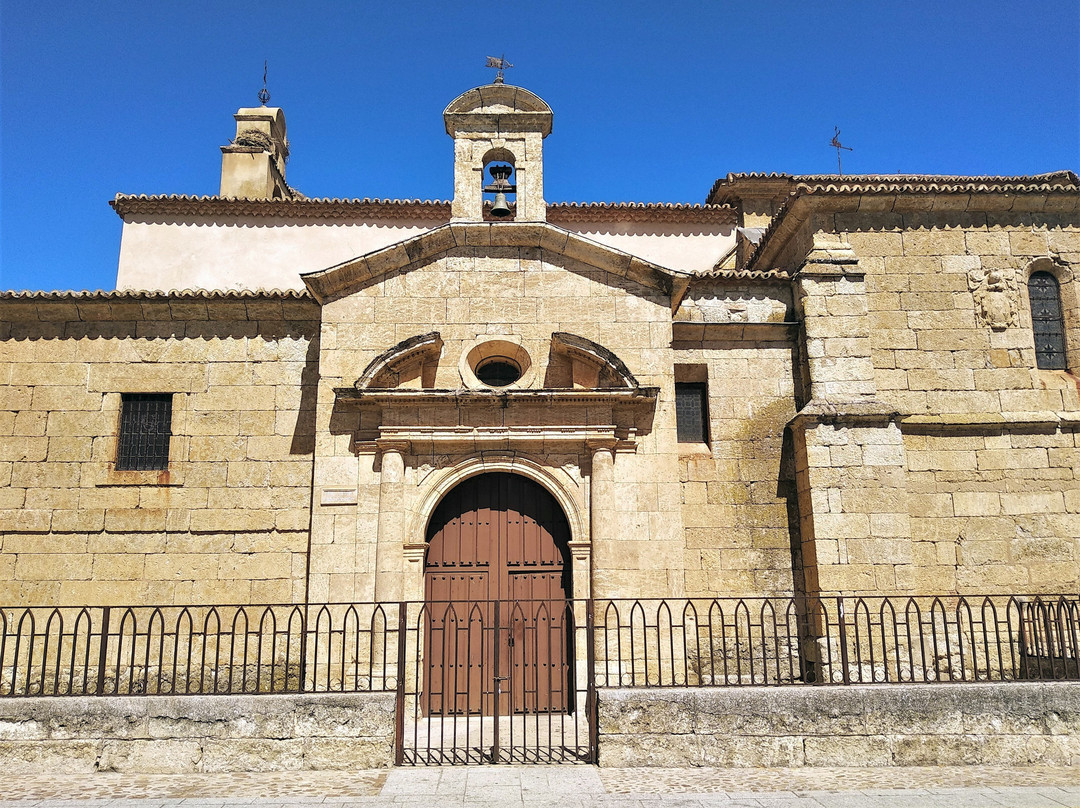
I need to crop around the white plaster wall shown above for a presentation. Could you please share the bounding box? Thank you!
[560,226,734,275]
[116,217,442,291]
[115,215,735,291]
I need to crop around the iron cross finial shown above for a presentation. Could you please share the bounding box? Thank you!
[485,55,514,84]
[830,126,853,175]
[258,60,271,106]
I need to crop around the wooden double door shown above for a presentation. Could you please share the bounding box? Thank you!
[424,473,573,715]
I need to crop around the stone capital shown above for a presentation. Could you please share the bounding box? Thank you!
[585,436,619,453]
[402,542,428,564]
[375,439,411,456]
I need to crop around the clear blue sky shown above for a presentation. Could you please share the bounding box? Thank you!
[1,1,1077,292]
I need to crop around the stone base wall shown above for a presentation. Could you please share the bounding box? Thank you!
[0,693,394,773]
[598,683,1080,767]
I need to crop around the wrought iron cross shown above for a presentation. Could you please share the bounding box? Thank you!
[258,60,270,106]
[830,126,853,175]
[485,55,514,84]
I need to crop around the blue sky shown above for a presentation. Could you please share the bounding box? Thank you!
[1,1,1077,292]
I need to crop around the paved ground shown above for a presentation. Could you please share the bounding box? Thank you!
[2,765,1079,807]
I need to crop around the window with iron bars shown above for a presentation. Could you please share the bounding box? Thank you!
[116,393,173,471]
[1029,271,1067,370]
[675,382,709,444]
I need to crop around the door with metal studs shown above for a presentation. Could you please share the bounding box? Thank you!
[423,472,573,716]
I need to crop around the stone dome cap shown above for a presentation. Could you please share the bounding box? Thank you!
[444,84,553,137]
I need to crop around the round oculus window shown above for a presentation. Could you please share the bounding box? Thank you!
[475,357,522,387]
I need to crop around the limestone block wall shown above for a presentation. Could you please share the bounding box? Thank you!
[599,683,1080,767]
[838,214,1080,414]
[0,293,319,606]
[904,427,1080,593]
[672,330,800,598]
[310,244,686,604]
[0,693,394,773]
[833,212,1080,592]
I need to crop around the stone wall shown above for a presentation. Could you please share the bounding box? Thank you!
[0,692,394,773]
[310,242,687,604]
[598,683,1080,767]
[673,319,801,598]
[840,211,1080,593]
[0,293,319,605]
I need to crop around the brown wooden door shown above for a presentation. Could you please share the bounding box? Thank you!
[424,473,571,715]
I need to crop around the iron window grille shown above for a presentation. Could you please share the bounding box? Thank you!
[1029,271,1067,370]
[116,393,173,471]
[675,382,709,444]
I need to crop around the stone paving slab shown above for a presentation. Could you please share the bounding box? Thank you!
[2,766,1079,807]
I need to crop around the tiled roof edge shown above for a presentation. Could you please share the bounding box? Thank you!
[692,268,791,282]
[0,288,313,301]
[707,171,1079,204]
[549,201,735,224]
[110,195,737,224]
[110,195,452,220]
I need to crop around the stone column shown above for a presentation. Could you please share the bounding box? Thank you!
[374,440,409,602]
[792,237,913,596]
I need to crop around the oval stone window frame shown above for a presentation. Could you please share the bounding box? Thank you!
[459,337,537,390]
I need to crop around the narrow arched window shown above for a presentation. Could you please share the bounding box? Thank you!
[1029,271,1067,369]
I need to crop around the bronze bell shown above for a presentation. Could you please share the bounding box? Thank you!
[484,163,516,219]
[490,192,512,218]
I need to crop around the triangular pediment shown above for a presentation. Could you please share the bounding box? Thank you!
[300,222,686,304]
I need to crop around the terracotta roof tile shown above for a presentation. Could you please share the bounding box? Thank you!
[0,288,311,300]
[707,171,1079,205]
[110,195,736,224]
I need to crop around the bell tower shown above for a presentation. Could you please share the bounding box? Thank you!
[443,84,553,222]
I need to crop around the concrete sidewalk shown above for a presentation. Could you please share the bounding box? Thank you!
[3,765,1079,807]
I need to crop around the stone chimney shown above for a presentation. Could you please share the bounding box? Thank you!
[220,106,290,199]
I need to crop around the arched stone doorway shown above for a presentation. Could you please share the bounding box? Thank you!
[423,472,573,715]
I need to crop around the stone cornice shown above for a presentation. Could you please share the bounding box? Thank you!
[789,398,902,428]
[900,412,1080,433]
[671,321,799,342]
[333,387,660,406]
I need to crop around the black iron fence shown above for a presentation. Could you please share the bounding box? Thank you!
[2,595,1078,699]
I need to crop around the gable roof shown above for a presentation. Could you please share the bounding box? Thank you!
[300,221,688,304]
[728,172,1080,272]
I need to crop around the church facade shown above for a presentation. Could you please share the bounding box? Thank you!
[2,82,1079,613]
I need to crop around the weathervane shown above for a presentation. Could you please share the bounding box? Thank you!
[830,126,852,175]
[258,60,271,106]
[485,55,514,84]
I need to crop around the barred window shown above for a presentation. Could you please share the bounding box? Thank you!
[1029,271,1067,370]
[116,394,173,470]
[675,382,709,444]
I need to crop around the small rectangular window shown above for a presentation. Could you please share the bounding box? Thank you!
[675,382,709,444]
[116,393,173,470]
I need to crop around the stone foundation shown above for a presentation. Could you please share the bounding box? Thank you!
[0,693,395,773]
[598,683,1080,767]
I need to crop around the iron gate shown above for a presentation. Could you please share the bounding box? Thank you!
[395,598,596,764]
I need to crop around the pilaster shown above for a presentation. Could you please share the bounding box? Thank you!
[792,236,913,596]
[374,439,410,602]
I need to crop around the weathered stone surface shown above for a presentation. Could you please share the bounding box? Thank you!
[0,693,395,773]
[598,683,1080,768]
